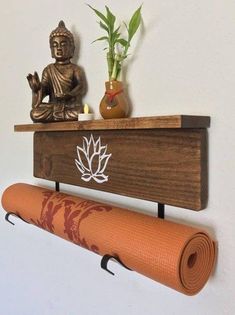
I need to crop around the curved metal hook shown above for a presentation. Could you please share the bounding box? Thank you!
[101,254,132,276]
[158,203,165,219]
[5,212,28,225]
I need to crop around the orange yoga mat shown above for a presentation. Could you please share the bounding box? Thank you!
[1,183,216,295]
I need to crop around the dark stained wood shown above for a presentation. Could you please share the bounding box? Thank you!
[33,128,208,210]
[15,115,210,132]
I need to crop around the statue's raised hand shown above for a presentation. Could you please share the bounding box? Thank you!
[27,71,42,109]
[27,71,41,93]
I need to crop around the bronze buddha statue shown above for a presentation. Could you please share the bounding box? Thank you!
[27,21,86,122]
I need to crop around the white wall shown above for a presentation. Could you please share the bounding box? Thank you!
[0,0,235,314]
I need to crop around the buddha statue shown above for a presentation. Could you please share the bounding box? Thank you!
[27,21,86,122]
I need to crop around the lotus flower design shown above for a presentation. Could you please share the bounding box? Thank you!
[75,134,112,183]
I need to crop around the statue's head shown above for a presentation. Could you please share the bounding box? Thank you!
[49,21,75,61]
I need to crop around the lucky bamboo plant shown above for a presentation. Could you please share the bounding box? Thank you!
[88,4,142,81]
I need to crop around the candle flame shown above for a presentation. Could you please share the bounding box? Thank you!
[84,104,89,114]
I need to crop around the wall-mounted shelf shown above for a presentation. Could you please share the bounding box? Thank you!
[15,115,210,211]
[15,115,210,132]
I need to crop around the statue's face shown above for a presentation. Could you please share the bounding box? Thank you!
[50,36,73,61]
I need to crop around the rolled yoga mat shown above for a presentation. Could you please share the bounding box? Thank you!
[1,183,216,295]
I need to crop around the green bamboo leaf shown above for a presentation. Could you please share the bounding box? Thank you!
[114,26,121,32]
[113,33,120,41]
[113,34,120,45]
[111,27,120,48]
[92,36,109,44]
[99,21,109,33]
[105,6,116,31]
[87,4,109,25]
[116,38,128,47]
[128,5,142,41]
[113,26,121,38]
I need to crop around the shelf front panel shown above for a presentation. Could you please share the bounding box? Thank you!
[34,128,208,210]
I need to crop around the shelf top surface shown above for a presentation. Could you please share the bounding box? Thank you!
[14,115,210,132]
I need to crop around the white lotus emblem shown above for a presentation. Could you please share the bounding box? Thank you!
[75,134,112,183]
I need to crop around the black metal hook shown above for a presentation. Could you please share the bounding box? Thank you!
[101,254,132,276]
[5,212,29,225]
[55,182,60,192]
[158,203,165,219]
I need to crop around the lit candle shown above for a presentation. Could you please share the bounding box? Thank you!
[78,104,94,121]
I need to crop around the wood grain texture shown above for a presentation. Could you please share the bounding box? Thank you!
[33,128,208,210]
[15,115,210,132]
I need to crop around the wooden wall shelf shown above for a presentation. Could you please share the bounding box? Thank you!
[15,115,210,211]
[15,115,210,132]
